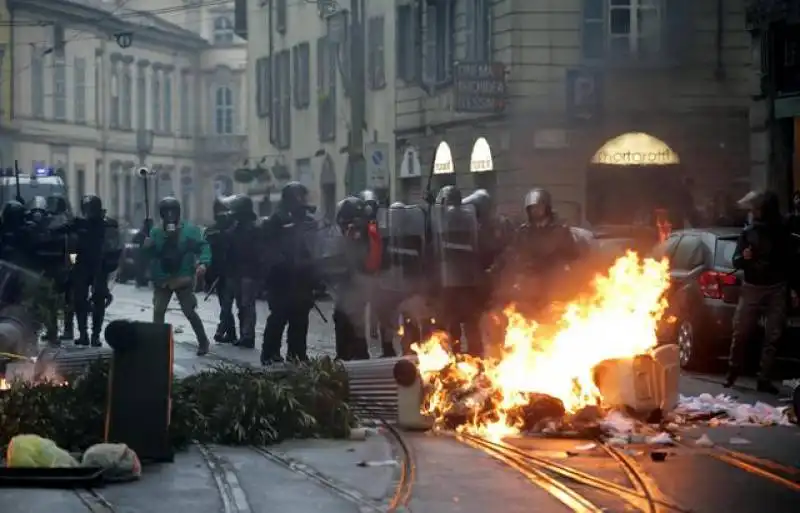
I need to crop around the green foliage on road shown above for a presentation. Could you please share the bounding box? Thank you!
[0,358,355,454]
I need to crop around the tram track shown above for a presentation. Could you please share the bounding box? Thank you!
[456,432,692,513]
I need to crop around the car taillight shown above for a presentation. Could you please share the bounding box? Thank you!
[698,270,737,300]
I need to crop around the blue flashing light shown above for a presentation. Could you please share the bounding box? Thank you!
[34,167,53,177]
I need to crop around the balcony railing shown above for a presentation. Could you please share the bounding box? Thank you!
[198,134,247,155]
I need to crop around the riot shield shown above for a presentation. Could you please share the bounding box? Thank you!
[379,204,427,293]
[430,203,480,288]
[312,221,349,287]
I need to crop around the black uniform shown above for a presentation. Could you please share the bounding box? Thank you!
[225,194,261,348]
[70,195,121,346]
[726,190,796,394]
[332,196,372,360]
[206,196,236,343]
[260,182,320,364]
[494,188,579,315]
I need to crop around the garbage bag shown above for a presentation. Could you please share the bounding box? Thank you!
[6,434,78,468]
[81,443,141,482]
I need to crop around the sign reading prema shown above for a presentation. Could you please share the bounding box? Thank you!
[454,62,507,114]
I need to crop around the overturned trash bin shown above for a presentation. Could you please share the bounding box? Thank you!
[342,357,432,430]
[593,344,679,422]
[34,345,113,380]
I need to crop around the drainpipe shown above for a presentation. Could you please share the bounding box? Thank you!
[714,0,725,80]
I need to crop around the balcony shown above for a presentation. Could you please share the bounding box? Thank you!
[746,0,800,29]
[197,134,247,156]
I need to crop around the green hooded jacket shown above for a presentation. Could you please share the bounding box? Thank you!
[144,222,211,286]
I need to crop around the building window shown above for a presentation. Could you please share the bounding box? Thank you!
[94,160,102,196]
[256,57,271,117]
[111,173,120,217]
[423,0,455,86]
[317,36,336,142]
[582,0,661,61]
[164,73,172,133]
[124,174,132,221]
[110,65,119,127]
[152,71,161,131]
[215,86,233,134]
[94,55,101,127]
[396,5,420,82]
[121,65,132,128]
[465,0,492,61]
[276,0,287,34]
[74,57,86,123]
[367,17,386,90]
[213,16,235,44]
[53,55,67,120]
[31,52,44,117]
[271,50,291,148]
[292,43,310,108]
[180,71,191,135]
[136,66,146,129]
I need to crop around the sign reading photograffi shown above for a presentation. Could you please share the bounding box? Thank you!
[433,141,454,174]
[470,137,493,172]
[454,62,507,114]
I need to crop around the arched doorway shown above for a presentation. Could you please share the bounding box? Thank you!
[470,137,496,193]
[320,156,336,221]
[587,132,687,232]
[431,141,455,192]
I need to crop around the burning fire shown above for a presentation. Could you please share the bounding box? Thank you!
[412,252,670,438]
[0,378,7,390]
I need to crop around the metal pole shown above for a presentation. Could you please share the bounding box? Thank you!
[347,0,366,195]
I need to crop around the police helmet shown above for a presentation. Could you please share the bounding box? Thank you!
[463,189,493,221]
[524,188,552,211]
[158,196,181,220]
[47,195,68,215]
[1,200,26,227]
[358,189,380,219]
[336,196,366,226]
[281,181,310,211]
[738,189,781,222]
[229,194,256,220]
[81,194,103,219]
[213,196,229,216]
[436,185,462,207]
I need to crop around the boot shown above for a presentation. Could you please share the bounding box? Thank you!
[60,326,74,341]
[90,333,102,347]
[75,332,90,346]
[723,367,738,388]
[260,352,283,366]
[222,329,237,343]
[197,343,209,356]
[237,337,255,349]
[756,379,780,395]
[213,326,226,343]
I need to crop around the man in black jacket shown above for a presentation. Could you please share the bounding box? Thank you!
[725,190,795,394]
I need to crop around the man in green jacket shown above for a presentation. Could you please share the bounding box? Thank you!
[143,197,212,355]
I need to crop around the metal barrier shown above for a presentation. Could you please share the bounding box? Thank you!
[35,345,113,379]
[342,356,432,430]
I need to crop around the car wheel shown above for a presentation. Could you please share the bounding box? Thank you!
[676,319,702,370]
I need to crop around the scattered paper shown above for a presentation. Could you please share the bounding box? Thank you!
[695,434,715,447]
[174,326,184,334]
[356,460,399,467]
[728,437,751,445]
[674,393,792,426]
[645,432,673,445]
[600,411,635,435]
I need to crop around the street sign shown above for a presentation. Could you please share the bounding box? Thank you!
[454,62,507,114]
[365,142,390,188]
[399,146,421,179]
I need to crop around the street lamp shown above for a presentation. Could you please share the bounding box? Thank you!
[135,129,156,227]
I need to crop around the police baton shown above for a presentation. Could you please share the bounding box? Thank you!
[203,276,220,302]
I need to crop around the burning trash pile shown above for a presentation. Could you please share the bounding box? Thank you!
[412,252,674,438]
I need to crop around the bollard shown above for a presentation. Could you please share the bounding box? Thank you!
[342,356,433,431]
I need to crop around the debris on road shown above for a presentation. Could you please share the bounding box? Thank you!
[694,434,714,447]
[673,393,792,426]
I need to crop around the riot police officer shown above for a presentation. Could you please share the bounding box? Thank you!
[205,196,236,343]
[260,182,320,364]
[494,188,579,314]
[331,196,372,360]
[431,185,484,356]
[70,195,121,346]
[225,194,262,349]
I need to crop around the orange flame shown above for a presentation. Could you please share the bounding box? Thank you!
[412,252,671,438]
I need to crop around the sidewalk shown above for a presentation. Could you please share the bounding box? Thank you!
[1,431,400,513]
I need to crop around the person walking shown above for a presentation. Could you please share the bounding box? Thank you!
[143,197,212,356]
[725,190,796,394]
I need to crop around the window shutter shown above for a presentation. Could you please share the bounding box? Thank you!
[422,5,437,86]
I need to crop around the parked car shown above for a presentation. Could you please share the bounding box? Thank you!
[654,227,800,372]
